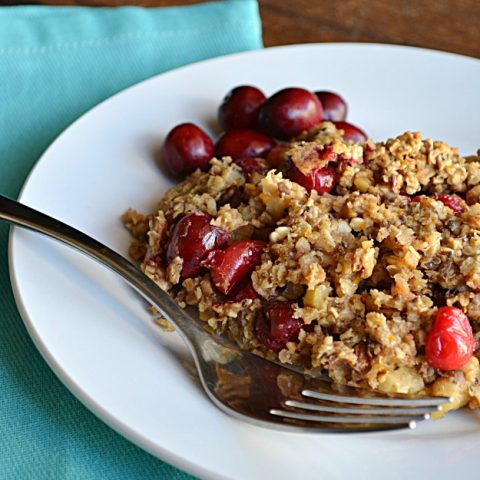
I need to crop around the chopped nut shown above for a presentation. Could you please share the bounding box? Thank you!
[154,316,175,332]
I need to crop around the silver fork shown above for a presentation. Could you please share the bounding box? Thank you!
[0,194,451,432]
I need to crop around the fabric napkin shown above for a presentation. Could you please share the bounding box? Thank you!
[0,1,262,478]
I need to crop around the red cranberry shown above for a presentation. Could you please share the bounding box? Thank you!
[333,121,367,143]
[255,301,304,352]
[230,278,259,301]
[266,144,290,169]
[166,213,229,280]
[425,306,475,370]
[315,91,348,121]
[218,86,266,131]
[258,88,323,140]
[235,157,268,182]
[215,130,275,161]
[288,165,336,194]
[203,240,265,295]
[412,193,465,215]
[432,193,465,214]
[163,123,214,176]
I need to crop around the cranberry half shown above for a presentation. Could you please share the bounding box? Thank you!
[230,278,259,301]
[432,193,465,215]
[288,165,336,194]
[258,88,323,140]
[315,91,348,121]
[166,213,229,280]
[163,123,214,176]
[218,85,266,131]
[203,240,265,295]
[255,301,304,352]
[412,193,465,215]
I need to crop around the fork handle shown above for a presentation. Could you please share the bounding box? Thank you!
[0,193,206,348]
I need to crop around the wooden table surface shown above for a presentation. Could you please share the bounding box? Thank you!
[3,0,480,59]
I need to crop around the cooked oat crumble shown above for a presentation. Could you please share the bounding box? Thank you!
[124,122,480,415]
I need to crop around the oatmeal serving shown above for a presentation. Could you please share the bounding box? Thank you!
[123,86,480,415]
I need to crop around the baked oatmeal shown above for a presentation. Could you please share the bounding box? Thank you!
[124,97,480,416]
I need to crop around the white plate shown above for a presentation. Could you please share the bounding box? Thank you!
[9,44,480,480]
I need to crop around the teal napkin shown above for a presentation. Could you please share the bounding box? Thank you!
[0,2,262,478]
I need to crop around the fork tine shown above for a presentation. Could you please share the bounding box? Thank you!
[302,389,452,407]
[270,409,424,427]
[284,399,438,416]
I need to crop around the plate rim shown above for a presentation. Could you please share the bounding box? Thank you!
[8,268,220,479]
[8,42,480,480]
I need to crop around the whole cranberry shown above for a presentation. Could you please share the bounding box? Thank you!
[255,301,304,352]
[258,88,323,140]
[425,306,475,370]
[315,91,348,121]
[162,123,214,176]
[432,193,466,215]
[203,240,265,295]
[333,121,368,143]
[166,213,229,280]
[215,130,275,161]
[287,165,336,194]
[218,85,266,131]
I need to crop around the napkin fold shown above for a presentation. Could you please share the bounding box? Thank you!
[0,2,262,478]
